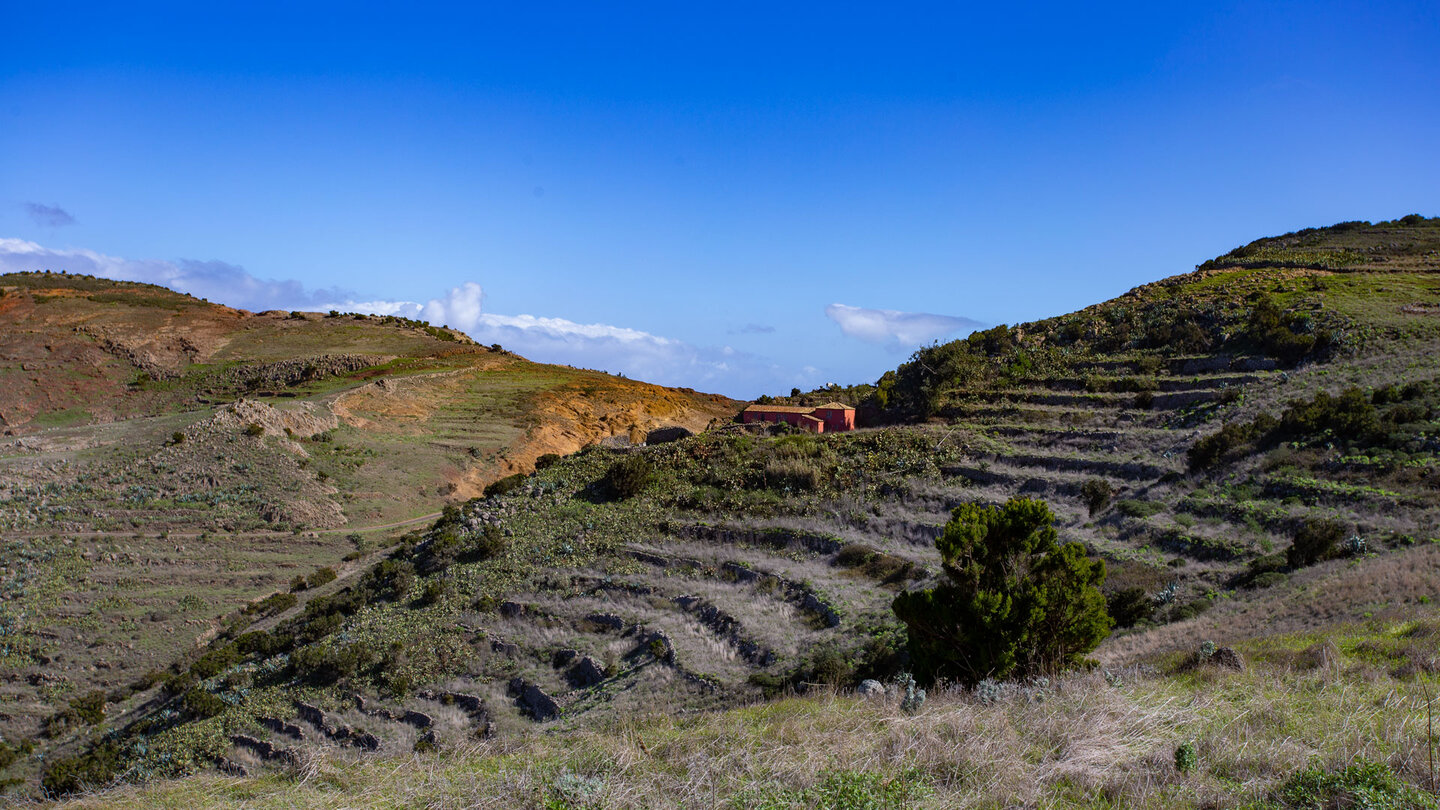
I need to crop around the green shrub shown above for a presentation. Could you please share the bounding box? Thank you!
[416,578,450,606]
[892,497,1111,686]
[1244,295,1333,364]
[235,630,286,657]
[68,690,106,725]
[1116,499,1165,518]
[738,768,933,809]
[189,644,239,679]
[180,687,228,719]
[1174,741,1198,774]
[244,591,296,617]
[366,559,417,602]
[1189,383,1429,474]
[41,708,81,738]
[534,453,561,470]
[307,567,337,589]
[41,740,122,797]
[807,643,857,687]
[835,544,916,584]
[1274,387,1378,444]
[764,458,820,491]
[291,641,380,686]
[161,671,196,697]
[1188,422,1261,471]
[1106,587,1152,628]
[1287,518,1347,568]
[296,611,344,644]
[289,574,309,592]
[243,422,264,437]
[484,473,527,498]
[1269,759,1438,809]
[1080,479,1113,516]
[602,455,653,500]
[416,517,506,574]
[1233,553,1288,589]
[1247,571,1288,590]
[474,524,508,560]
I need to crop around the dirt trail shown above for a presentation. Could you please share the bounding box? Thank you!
[0,511,442,541]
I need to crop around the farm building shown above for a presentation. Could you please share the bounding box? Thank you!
[741,402,856,433]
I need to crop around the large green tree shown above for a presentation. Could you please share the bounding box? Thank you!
[893,497,1111,686]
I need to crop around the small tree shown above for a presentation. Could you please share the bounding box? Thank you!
[1080,478,1113,517]
[1287,518,1346,568]
[893,497,1111,686]
[602,455,653,500]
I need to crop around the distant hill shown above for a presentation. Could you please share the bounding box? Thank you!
[16,217,1440,806]
[0,271,737,770]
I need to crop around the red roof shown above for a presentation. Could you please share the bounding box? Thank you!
[744,401,854,414]
[743,404,820,414]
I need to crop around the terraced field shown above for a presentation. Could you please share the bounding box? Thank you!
[15,217,1440,802]
[0,272,738,778]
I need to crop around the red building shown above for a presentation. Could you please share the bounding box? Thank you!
[741,402,856,433]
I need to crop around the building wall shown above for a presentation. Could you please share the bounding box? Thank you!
[812,407,855,432]
[742,410,824,432]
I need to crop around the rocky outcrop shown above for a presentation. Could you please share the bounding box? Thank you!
[258,717,305,740]
[508,678,560,721]
[566,656,606,688]
[295,700,380,750]
[672,595,775,666]
[582,612,627,632]
[679,524,844,556]
[720,561,841,627]
[353,695,434,729]
[418,689,490,735]
[215,758,250,777]
[230,734,296,764]
[1210,647,1246,671]
[645,426,693,444]
[226,354,387,391]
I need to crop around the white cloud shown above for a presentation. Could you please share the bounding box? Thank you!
[824,303,982,349]
[0,238,349,312]
[329,283,791,392]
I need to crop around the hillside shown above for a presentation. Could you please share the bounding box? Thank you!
[17,215,1440,807]
[0,272,738,765]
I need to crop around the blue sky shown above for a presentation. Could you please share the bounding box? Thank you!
[2,2,1437,398]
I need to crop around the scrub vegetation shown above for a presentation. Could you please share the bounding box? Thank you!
[8,216,1440,807]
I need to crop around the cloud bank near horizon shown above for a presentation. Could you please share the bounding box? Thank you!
[824,303,982,349]
[328,282,794,392]
[0,238,812,397]
[0,238,352,311]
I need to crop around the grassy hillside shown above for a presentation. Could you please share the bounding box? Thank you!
[53,616,1440,808]
[0,272,737,761]
[13,216,1440,806]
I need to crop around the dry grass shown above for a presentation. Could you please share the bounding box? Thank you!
[55,640,1440,809]
[1099,542,1440,666]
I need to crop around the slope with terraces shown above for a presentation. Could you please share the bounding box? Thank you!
[26,216,1440,801]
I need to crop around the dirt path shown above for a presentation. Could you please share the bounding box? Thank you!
[0,511,443,541]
